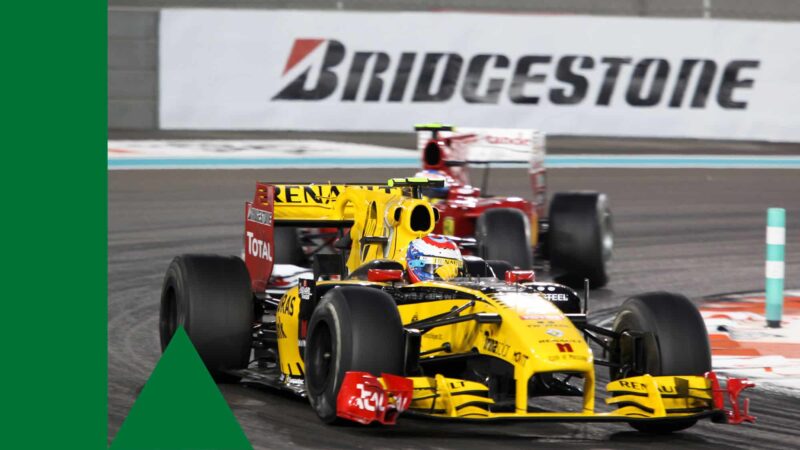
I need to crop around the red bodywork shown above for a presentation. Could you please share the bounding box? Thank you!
[367,269,405,283]
[421,135,545,249]
[706,371,756,424]
[505,270,536,284]
[432,189,536,247]
[244,183,276,292]
[336,372,414,425]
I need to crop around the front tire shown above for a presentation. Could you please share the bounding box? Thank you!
[475,208,533,270]
[304,286,404,423]
[610,292,711,433]
[159,255,254,382]
[548,192,612,288]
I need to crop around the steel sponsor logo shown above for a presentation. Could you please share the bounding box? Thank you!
[542,293,570,302]
[246,231,272,261]
[274,39,760,110]
[247,206,273,226]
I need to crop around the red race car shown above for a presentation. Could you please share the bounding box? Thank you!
[411,124,613,288]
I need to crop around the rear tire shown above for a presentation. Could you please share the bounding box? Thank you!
[159,255,254,382]
[274,227,307,266]
[475,208,533,270]
[610,292,711,433]
[304,286,404,423]
[548,192,612,288]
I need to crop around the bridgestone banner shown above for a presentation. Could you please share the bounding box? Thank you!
[160,10,800,141]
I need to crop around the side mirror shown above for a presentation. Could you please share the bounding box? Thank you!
[505,270,535,284]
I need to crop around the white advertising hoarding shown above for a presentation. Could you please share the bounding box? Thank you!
[160,10,800,141]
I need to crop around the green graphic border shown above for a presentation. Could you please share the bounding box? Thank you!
[4,1,107,447]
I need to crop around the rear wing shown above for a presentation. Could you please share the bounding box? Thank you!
[244,180,440,292]
[415,125,547,214]
[245,184,275,293]
[415,125,546,166]
[262,183,400,227]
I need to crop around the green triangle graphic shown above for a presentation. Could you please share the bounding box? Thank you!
[112,327,252,449]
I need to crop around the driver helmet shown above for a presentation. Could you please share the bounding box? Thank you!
[406,235,464,283]
[413,169,452,199]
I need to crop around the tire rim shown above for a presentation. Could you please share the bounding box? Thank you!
[159,285,178,350]
[306,321,334,396]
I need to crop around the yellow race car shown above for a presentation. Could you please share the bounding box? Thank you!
[159,178,754,432]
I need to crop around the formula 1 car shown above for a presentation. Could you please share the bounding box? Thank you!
[159,178,754,432]
[275,124,613,288]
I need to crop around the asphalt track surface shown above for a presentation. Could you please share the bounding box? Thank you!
[109,166,800,449]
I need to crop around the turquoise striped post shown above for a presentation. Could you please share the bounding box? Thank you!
[766,208,786,328]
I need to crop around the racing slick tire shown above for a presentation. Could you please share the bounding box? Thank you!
[548,192,612,288]
[304,286,404,423]
[476,208,533,270]
[610,292,712,433]
[274,227,307,266]
[159,255,254,383]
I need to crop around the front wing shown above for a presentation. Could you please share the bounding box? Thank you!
[336,371,755,426]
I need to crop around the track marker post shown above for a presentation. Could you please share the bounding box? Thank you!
[766,208,785,328]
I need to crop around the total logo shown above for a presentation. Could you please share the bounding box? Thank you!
[273,38,760,109]
[246,231,272,261]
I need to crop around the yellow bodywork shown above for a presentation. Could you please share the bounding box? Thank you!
[276,280,714,421]
[269,182,436,273]
[270,181,715,422]
[398,373,714,420]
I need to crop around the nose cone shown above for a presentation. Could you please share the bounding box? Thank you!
[491,292,593,371]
